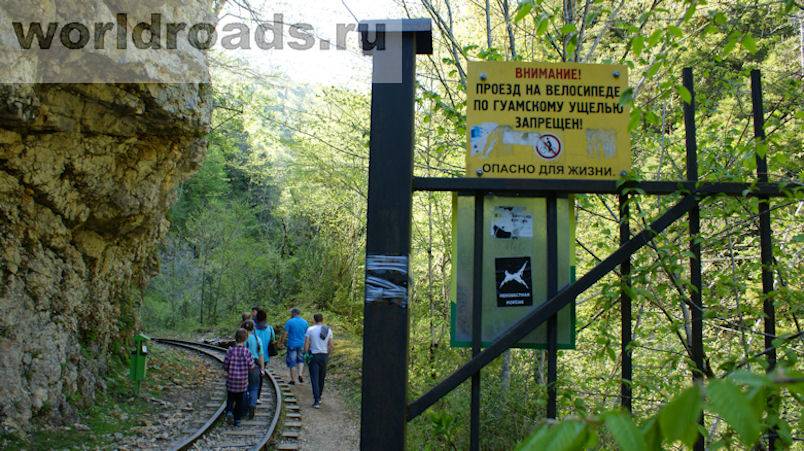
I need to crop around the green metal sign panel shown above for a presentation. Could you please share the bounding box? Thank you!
[451,194,576,349]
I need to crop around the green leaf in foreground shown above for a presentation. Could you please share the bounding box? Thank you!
[677,85,692,104]
[516,424,552,450]
[641,417,662,451]
[513,2,533,23]
[741,33,758,54]
[604,411,647,451]
[535,14,550,36]
[517,420,589,451]
[658,384,702,447]
[706,379,762,446]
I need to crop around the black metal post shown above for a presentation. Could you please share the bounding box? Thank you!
[546,196,559,418]
[359,19,432,451]
[470,193,484,450]
[682,67,705,451]
[619,194,632,411]
[751,69,777,450]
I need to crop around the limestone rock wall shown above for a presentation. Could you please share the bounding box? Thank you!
[0,83,211,432]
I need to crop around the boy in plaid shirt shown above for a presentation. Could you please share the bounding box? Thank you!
[224,328,254,426]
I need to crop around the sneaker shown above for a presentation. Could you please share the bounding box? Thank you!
[298,376,304,383]
[289,381,295,385]
[256,399,262,405]
[225,411,234,425]
[313,403,320,409]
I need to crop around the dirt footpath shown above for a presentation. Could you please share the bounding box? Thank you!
[269,358,359,450]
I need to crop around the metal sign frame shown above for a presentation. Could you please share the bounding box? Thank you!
[359,19,795,451]
[449,194,577,350]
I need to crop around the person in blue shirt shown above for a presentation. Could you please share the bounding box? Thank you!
[282,308,308,384]
[242,320,264,419]
[252,309,275,403]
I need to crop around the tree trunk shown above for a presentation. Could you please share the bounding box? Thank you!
[800,12,804,76]
[502,0,516,59]
[199,253,208,325]
[535,350,546,384]
[424,78,438,363]
[562,0,575,61]
[485,0,493,49]
[501,349,512,392]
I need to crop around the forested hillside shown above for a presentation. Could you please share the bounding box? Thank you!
[142,0,802,448]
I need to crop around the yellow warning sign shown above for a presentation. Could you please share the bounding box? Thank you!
[465,61,631,179]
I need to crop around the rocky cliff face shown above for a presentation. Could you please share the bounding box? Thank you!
[0,83,211,432]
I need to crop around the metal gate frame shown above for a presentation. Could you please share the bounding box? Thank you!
[358,19,798,451]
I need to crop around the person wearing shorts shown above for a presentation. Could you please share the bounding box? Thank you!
[282,308,308,384]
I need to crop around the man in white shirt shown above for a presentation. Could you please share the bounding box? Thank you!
[303,313,333,408]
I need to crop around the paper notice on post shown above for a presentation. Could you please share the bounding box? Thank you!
[491,206,533,239]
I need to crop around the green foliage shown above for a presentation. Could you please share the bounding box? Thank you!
[519,370,800,449]
[676,85,692,105]
[658,385,702,447]
[513,2,533,23]
[1,347,193,449]
[139,0,802,449]
[517,419,595,451]
[706,378,761,445]
[603,411,647,451]
[401,0,801,445]
[144,78,369,334]
[169,146,230,230]
[426,410,460,450]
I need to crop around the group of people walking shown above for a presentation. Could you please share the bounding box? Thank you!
[222,307,333,426]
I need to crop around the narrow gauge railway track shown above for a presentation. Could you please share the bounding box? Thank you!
[153,338,286,450]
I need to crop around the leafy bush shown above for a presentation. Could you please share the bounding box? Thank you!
[518,369,802,450]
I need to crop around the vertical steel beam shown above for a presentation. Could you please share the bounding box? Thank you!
[682,67,705,451]
[619,194,632,411]
[470,194,484,451]
[546,195,559,419]
[751,69,777,450]
[359,20,431,451]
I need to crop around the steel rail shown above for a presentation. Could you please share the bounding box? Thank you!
[250,363,283,451]
[153,338,283,450]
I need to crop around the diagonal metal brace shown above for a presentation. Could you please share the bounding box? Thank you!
[406,194,698,421]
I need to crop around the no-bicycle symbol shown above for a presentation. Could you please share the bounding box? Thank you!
[537,134,561,159]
